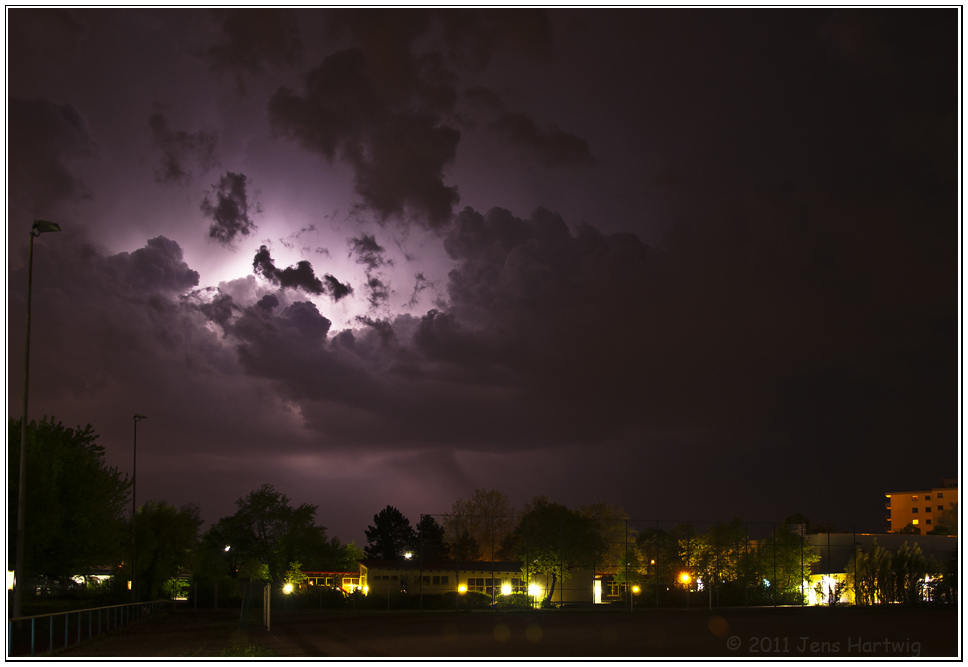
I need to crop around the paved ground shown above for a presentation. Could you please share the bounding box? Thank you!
[48,605,959,659]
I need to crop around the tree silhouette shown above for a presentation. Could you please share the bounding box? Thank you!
[364,505,417,560]
[7,417,129,588]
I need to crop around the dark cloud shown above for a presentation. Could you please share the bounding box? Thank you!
[7,97,97,212]
[268,47,461,228]
[253,245,323,294]
[6,9,89,86]
[201,172,260,247]
[148,112,218,185]
[355,315,396,346]
[263,9,561,227]
[205,8,303,93]
[252,245,352,302]
[489,112,593,168]
[352,113,461,225]
[365,276,391,310]
[435,9,554,70]
[323,274,353,302]
[348,234,393,309]
[348,233,390,271]
[406,272,433,308]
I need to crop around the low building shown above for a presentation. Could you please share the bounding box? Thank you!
[359,558,602,605]
[885,479,958,535]
[359,559,526,598]
[302,571,361,595]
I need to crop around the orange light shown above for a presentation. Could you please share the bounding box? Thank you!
[679,572,691,585]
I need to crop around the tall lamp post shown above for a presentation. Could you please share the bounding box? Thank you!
[132,414,147,602]
[13,220,61,620]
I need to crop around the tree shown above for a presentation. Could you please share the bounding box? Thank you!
[503,496,606,605]
[284,561,309,590]
[132,501,201,600]
[754,520,819,604]
[364,506,417,560]
[578,502,632,575]
[209,483,327,584]
[7,417,130,587]
[894,522,921,535]
[452,530,483,561]
[846,539,893,605]
[415,514,449,560]
[314,537,364,572]
[446,489,516,561]
[928,502,958,535]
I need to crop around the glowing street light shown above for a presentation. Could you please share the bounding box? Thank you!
[13,220,61,621]
[283,583,294,595]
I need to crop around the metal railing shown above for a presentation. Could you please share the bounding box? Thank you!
[7,599,172,657]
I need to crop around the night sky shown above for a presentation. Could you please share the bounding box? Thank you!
[6,8,959,547]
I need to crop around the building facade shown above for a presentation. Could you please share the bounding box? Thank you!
[358,559,597,604]
[885,479,958,535]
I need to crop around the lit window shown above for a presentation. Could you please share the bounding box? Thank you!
[912,519,919,525]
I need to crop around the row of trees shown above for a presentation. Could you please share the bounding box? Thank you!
[7,418,360,606]
[847,539,952,605]
[361,493,828,606]
[9,418,955,609]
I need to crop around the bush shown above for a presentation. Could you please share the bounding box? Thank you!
[493,592,533,610]
[429,590,492,610]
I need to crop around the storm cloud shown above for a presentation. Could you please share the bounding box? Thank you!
[489,112,594,168]
[8,97,97,212]
[253,245,352,302]
[206,8,303,92]
[267,48,461,228]
[148,112,219,185]
[6,8,956,545]
[201,172,259,247]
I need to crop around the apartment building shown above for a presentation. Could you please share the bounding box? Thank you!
[885,479,958,535]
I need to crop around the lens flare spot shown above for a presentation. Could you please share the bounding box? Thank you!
[493,623,511,642]
[707,615,729,638]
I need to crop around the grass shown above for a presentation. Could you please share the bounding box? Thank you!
[220,630,276,657]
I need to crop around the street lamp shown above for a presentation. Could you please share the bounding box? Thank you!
[13,220,61,620]
[132,414,147,602]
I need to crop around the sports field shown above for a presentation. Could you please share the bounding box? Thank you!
[53,605,959,659]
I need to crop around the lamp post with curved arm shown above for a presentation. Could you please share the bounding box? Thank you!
[13,220,61,620]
